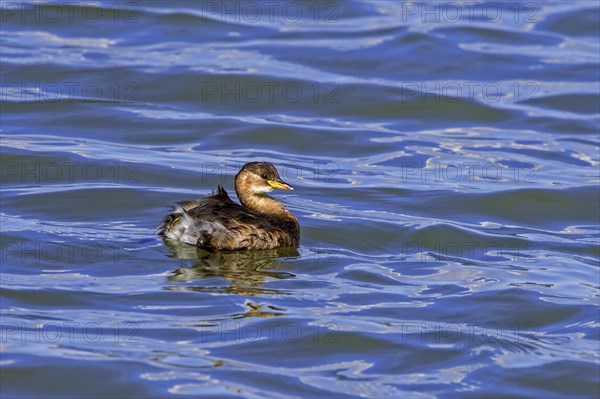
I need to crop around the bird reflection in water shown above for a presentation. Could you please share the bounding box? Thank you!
[164,240,300,297]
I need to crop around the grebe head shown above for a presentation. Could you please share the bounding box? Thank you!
[235,162,293,196]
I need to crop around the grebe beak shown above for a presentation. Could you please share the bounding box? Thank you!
[267,179,294,190]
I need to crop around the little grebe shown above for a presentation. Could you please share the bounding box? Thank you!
[159,162,300,251]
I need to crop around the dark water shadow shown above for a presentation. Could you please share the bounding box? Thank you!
[163,240,300,296]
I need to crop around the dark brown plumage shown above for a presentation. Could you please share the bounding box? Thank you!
[158,162,300,251]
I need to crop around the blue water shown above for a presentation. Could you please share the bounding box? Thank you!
[1,1,599,398]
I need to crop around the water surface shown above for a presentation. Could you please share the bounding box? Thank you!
[1,1,599,398]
